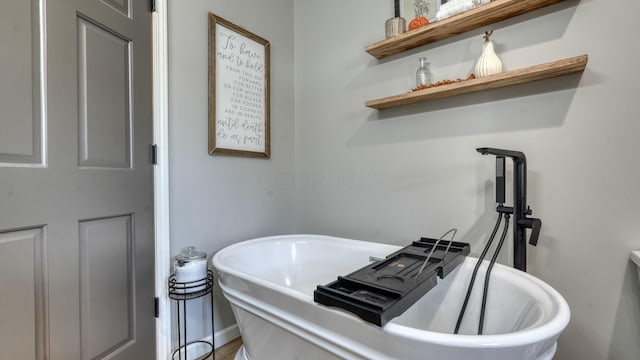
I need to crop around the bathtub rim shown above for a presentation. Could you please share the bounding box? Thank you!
[212,234,570,349]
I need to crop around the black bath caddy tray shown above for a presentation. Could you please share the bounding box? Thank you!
[314,237,470,327]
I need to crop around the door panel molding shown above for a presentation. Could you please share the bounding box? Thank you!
[77,14,133,169]
[0,0,47,167]
[0,226,49,360]
[100,0,131,19]
[79,214,135,360]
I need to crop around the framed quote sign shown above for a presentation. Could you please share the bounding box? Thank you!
[208,13,271,158]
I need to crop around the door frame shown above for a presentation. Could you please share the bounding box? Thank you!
[152,0,172,358]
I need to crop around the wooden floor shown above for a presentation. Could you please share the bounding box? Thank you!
[214,337,243,360]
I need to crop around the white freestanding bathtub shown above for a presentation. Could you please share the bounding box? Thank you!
[212,235,570,360]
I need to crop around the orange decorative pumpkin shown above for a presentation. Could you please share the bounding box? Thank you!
[409,16,429,31]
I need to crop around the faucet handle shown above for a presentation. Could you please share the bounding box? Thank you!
[522,218,542,246]
[519,217,541,246]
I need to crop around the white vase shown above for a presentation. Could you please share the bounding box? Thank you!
[475,32,502,78]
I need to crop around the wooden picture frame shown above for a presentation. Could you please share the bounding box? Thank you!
[402,0,440,22]
[208,13,271,158]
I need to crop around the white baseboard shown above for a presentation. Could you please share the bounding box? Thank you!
[179,324,241,359]
[213,324,241,349]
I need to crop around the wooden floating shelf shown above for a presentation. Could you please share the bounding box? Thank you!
[366,0,567,59]
[365,55,588,110]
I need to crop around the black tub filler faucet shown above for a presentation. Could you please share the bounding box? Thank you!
[477,148,542,272]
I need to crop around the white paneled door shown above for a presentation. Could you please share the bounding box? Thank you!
[0,0,155,359]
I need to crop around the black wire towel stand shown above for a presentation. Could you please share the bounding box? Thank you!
[168,270,215,360]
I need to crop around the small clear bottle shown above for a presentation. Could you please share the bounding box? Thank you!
[415,57,434,87]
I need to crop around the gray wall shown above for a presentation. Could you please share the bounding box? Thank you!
[167,0,295,336]
[293,1,640,359]
[168,0,640,358]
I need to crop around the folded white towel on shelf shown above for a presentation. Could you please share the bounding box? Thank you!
[435,0,490,22]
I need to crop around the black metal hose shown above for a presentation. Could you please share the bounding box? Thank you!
[478,214,510,335]
[454,214,503,334]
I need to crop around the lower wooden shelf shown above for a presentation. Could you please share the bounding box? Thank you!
[365,54,588,110]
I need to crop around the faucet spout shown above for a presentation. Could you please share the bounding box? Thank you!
[476,148,526,162]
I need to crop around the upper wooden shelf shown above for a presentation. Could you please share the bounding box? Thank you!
[366,0,566,59]
[365,55,587,110]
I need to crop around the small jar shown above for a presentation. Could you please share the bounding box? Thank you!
[415,57,434,87]
[174,246,208,293]
[385,17,406,38]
